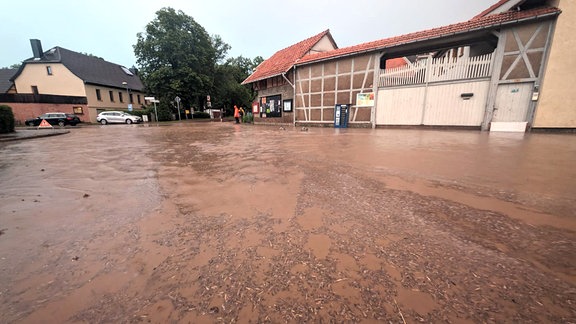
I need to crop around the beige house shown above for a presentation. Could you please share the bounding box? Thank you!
[534,0,576,129]
[11,40,146,123]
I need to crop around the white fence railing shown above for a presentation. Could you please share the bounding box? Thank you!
[379,53,493,87]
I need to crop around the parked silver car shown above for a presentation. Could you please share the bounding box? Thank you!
[96,111,142,125]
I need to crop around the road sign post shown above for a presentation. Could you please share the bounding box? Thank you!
[145,97,159,123]
[152,100,159,122]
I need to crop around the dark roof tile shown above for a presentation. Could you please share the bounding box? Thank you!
[21,47,144,91]
[0,68,17,93]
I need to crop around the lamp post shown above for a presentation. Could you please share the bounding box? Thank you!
[122,81,130,111]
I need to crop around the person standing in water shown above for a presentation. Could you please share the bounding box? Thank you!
[234,105,240,124]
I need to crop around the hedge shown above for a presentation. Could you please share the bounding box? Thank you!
[0,105,15,134]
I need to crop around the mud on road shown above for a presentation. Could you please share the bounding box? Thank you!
[1,123,575,323]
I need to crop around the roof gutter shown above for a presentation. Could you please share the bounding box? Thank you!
[242,72,284,85]
[242,71,295,87]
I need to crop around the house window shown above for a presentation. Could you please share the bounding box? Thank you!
[119,92,124,103]
[96,89,102,101]
[129,93,133,103]
[109,91,114,102]
[137,95,141,104]
[73,107,84,114]
[46,66,52,75]
[31,86,39,95]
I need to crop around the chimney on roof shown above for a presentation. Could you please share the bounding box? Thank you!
[30,39,43,59]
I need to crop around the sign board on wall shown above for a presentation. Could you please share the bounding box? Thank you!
[356,93,375,107]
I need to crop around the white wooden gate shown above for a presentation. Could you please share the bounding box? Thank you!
[376,80,490,126]
[376,53,493,126]
[492,83,533,122]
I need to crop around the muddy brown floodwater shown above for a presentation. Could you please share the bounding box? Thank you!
[0,123,575,323]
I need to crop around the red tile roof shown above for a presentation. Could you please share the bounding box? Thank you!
[296,6,560,66]
[386,58,408,69]
[242,30,334,84]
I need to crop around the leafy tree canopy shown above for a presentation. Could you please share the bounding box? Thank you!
[134,7,219,114]
[1,64,21,69]
[80,53,104,60]
[133,7,264,118]
[211,55,264,115]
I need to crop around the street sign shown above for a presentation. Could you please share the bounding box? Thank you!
[144,96,155,101]
[175,96,181,103]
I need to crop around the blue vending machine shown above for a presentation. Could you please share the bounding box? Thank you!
[334,104,349,128]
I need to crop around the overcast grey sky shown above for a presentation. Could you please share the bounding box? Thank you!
[1,0,498,68]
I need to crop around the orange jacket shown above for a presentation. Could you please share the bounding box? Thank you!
[234,105,239,118]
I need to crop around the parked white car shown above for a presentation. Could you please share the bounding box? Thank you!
[97,111,142,125]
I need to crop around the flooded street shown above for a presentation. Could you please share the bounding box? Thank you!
[0,123,575,323]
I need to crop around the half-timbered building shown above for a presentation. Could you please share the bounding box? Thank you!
[241,30,337,125]
[244,0,575,132]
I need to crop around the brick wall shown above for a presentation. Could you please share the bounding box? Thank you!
[1,102,88,126]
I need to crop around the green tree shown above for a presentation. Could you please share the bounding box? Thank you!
[212,35,231,65]
[79,53,104,60]
[1,64,21,69]
[211,56,264,116]
[251,56,264,73]
[134,7,218,119]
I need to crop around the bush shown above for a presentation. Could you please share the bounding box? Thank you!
[242,112,254,124]
[193,111,210,119]
[156,102,173,121]
[128,109,150,119]
[0,105,15,134]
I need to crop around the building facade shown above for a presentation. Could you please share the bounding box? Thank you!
[533,0,576,129]
[242,30,338,125]
[294,53,376,127]
[10,40,146,124]
[244,0,574,132]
